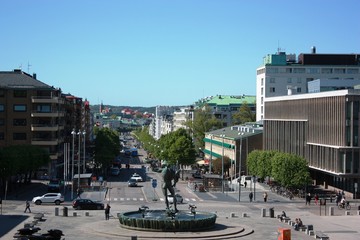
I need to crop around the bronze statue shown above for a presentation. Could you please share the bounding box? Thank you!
[161,165,180,212]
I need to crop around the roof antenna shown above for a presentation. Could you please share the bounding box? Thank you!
[27,62,32,73]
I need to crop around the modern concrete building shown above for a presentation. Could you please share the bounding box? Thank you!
[173,106,194,131]
[256,48,360,121]
[203,123,263,177]
[264,89,360,198]
[149,106,176,140]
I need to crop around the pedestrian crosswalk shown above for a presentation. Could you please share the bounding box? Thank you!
[104,197,202,203]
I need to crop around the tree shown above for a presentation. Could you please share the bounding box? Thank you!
[212,156,231,176]
[232,101,256,125]
[184,105,222,150]
[158,128,196,166]
[94,128,120,176]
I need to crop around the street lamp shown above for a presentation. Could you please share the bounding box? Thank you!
[209,134,213,174]
[220,134,225,193]
[82,130,86,174]
[71,129,76,200]
[77,131,82,190]
[238,132,244,202]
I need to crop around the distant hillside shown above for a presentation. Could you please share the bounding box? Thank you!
[90,105,156,114]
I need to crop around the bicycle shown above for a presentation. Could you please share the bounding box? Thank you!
[338,201,351,210]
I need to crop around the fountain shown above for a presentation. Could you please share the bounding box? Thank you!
[118,165,217,232]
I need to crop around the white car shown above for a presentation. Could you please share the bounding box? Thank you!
[131,173,143,182]
[32,193,64,205]
[167,194,183,204]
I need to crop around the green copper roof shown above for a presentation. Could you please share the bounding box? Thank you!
[206,95,255,106]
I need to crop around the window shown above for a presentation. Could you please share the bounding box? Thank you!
[13,90,27,98]
[287,78,292,83]
[267,68,278,73]
[37,105,51,113]
[297,78,302,83]
[306,68,320,74]
[0,118,4,126]
[14,104,26,112]
[13,119,27,126]
[334,68,346,74]
[0,104,4,112]
[261,88,263,95]
[13,133,26,140]
[261,97,263,104]
[293,68,305,73]
[270,87,275,93]
[0,89,5,97]
[286,68,292,73]
[270,78,275,83]
[0,132,4,140]
[347,68,359,74]
[297,87,302,93]
[261,78,264,86]
[321,68,333,74]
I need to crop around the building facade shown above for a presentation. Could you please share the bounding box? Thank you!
[264,90,360,198]
[256,49,360,121]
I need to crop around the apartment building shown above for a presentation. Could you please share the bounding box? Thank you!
[0,70,91,179]
[0,69,65,177]
[256,48,360,121]
[264,90,360,198]
[197,95,256,127]
[173,106,193,131]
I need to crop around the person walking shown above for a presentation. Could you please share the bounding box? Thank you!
[263,192,268,202]
[314,193,319,205]
[305,193,311,205]
[249,192,253,202]
[24,200,31,213]
[105,203,111,220]
[244,181,247,188]
[76,188,82,199]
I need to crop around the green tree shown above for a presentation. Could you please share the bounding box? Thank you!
[184,105,222,150]
[158,128,196,166]
[212,156,231,176]
[94,128,120,176]
[271,152,311,188]
[232,101,256,125]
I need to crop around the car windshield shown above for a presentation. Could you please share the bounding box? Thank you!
[129,179,136,182]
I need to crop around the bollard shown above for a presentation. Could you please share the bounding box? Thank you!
[85,211,90,217]
[357,210,360,216]
[230,212,236,218]
[131,236,137,240]
[63,207,68,217]
[261,208,266,217]
[345,211,350,215]
[73,212,77,217]
[269,207,275,218]
[55,207,59,216]
[242,213,247,217]
[329,206,334,216]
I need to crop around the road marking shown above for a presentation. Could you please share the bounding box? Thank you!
[113,198,118,201]
[139,198,144,201]
[120,198,124,201]
[207,192,218,199]
[126,198,130,201]
[132,198,137,201]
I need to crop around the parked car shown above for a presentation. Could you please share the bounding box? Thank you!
[32,193,64,205]
[167,194,183,204]
[131,173,143,182]
[128,178,138,187]
[72,199,104,210]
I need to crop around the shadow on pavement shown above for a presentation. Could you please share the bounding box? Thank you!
[0,215,29,238]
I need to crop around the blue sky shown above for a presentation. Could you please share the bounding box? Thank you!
[1,0,360,107]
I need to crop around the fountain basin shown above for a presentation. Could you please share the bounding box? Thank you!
[118,210,217,232]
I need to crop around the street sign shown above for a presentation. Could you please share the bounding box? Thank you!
[152,179,157,188]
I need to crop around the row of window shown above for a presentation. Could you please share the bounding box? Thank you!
[0,104,52,112]
[257,67,360,75]
[0,132,26,140]
[0,118,27,126]
[0,90,27,98]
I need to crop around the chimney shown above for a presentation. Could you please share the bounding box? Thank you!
[33,73,37,79]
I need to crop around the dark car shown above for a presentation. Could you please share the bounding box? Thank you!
[72,199,104,210]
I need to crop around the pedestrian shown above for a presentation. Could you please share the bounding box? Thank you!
[336,193,342,206]
[263,192,268,202]
[105,203,111,220]
[77,188,82,199]
[305,193,311,205]
[24,200,31,213]
[244,181,247,188]
[194,183,198,192]
[314,193,319,205]
[249,192,253,202]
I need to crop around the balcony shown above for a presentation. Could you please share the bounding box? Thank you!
[32,96,64,104]
[31,110,65,118]
[31,124,60,131]
[31,138,59,146]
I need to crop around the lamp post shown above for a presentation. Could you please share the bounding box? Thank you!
[71,129,76,200]
[238,132,244,202]
[220,134,225,193]
[209,134,213,174]
[82,130,86,174]
[77,130,81,190]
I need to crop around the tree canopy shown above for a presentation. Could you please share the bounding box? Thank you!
[232,101,256,125]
